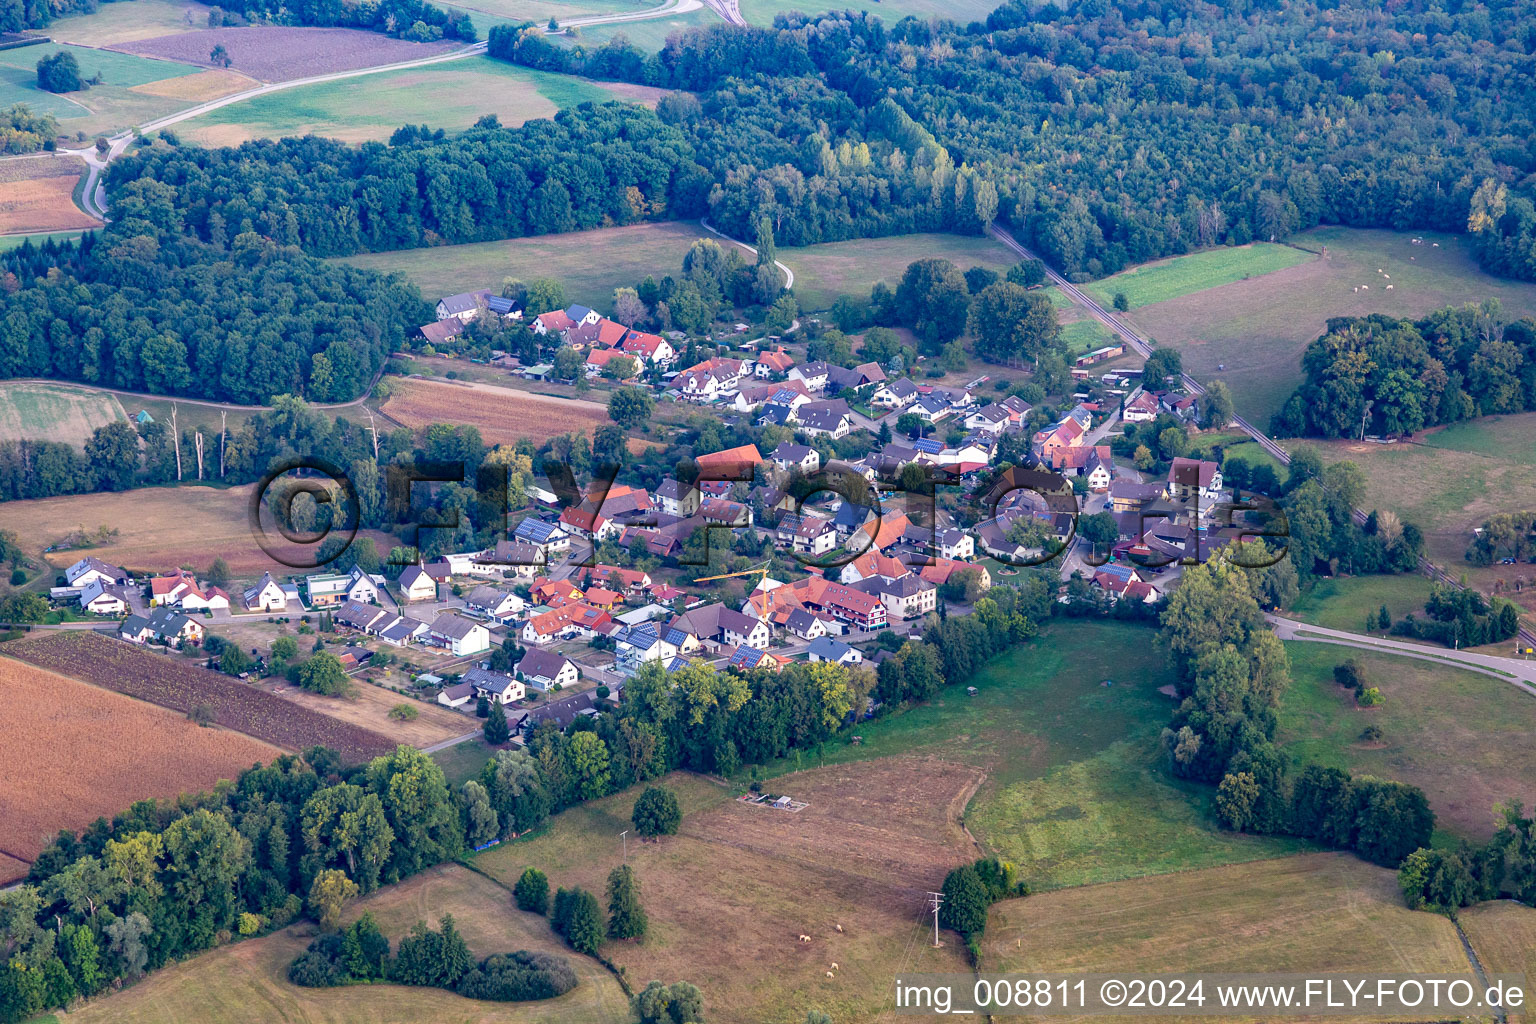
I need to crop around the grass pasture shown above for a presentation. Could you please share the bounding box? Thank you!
[1279,641,1536,840]
[1307,418,1536,611]
[382,376,609,444]
[476,761,977,1024]
[0,42,205,133]
[780,230,1019,312]
[1289,574,1435,634]
[338,220,711,308]
[57,864,632,1024]
[983,853,1476,1024]
[47,0,215,46]
[175,56,657,146]
[1083,243,1312,310]
[0,380,126,445]
[1126,228,1536,425]
[436,0,658,35]
[0,656,278,877]
[552,5,722,50]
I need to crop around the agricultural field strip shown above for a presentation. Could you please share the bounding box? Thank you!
[3,630,397,763]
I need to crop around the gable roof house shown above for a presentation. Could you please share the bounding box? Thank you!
[910,393,952,422]
[335,600,393,635]
[305,565,379,608]
[754,347,796,376]
[465,585,526,622]
[436,289,492,321]
[79,580,134,616]
[1031,414,1087,467]
[871,378,920,409]
[1166,457,1224,507]
[463,666,525,704]
[426,612,492,657]
[807,636,862,665]
[513,517,570,554]
[1122,390,1160,423]
[854,572,938,619]
[120,606,204,646]
[654,478,701,518]
[694,444,763,483]
[397,565,439,603]
[559,483,653,541]
[243,572,287,612]
[620,330,674,365]
[66,556,125,589]
[516,649,578,691]
[965,403,1012,434]
[531,309,576,337]
[436,680,476,709]
[794,399,853,439]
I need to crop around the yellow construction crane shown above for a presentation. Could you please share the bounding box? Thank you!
[694,561,771,584]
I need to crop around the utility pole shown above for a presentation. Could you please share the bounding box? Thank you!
[926,892,944,947]
[619,830,628,864]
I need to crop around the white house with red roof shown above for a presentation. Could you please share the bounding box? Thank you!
[620,330,674,365]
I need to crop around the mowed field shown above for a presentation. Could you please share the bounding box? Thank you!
[382,376,609,444]
[47,0,216,46]
[0,480,398,576]
[1082,243,1313,310]
[1279,641,1536,840]
[0,155,99,234]
[552,5,721,51]
[58,864,632,1024]
[1461,902,1536,1024]
[983,854,1477,1024]
[0,42,205,134]
[477,760,977,1024]
[741,0,1000,26]
[175,57,658,146]
[1308,416,1536,611]
[779,231,1019,312]
[0,656,278,877]
[1125,227,1536,424]
[0,380,126,444]
[338,220,715,309]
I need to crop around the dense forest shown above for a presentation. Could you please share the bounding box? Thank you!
[493,3,1536,281]
[1272,303,1536,437]
[214,0,473,40]
[0,226,426,404]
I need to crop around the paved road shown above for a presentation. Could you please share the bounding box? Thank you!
[988,221,1536,649]
[697,0,746,27]
[700,218,794,289]
[1268,614,1536,696]
[61,0,709,223]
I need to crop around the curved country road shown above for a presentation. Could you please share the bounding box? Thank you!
[1268,614,1536,696]
[64,0,710,222]
[700,217,794,289]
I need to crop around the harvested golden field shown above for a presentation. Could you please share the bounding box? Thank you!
[477,758,980,1024]
[983,853,1476,1024]
[0,172,99,234]
[382,377,608,445]
[1460,901,1536,1024]
[0,655,278,879]
[268,679,474,748]
[130,66,257,100]
[59,864,631,1024]
[0,482,395,576]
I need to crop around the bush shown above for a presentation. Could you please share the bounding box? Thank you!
[514,867,549,914]
[455,951,577,1001]
[1356,686,1384,707]
[8,568,24,585]
[389,703,419,721]
[631,784,681,838]
[1333,659,1364,690]
[1359,724,1383,743]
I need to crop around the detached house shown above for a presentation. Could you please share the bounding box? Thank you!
[795,399,852,439]
[436,289,492,322]
[243,572,287,612]
[620,330,674,366]
[807,636,862,665]
[655,479,701,518]
[465,585,525,622]
[398,565,439,603]
[427,612,492,657]
[65,556,124,590]
[1166,458,1223,506]
[516,649,578,692]
[464,667,525,704]
[305,565,379,608]
[79,579,133,615]
[871,378,919,409]
[1122,390,1160,423]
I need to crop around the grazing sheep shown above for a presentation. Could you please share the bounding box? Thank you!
[1383,274,1389,279]
[1387,284,1394,290]
[831,963,840,971]
[826,971,835,979]
[1362,284,1369,290]
[1353,286,1359,293]
[799,934,811,943]
[835,924,844,933]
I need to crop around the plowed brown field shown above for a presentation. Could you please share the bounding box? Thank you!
[382,377,608,444]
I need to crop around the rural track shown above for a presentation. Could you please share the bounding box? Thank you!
[0,370,389,413]
[700,217,794,288]
[987,221,1536,649]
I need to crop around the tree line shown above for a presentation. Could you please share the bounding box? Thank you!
[214,0,473,40]
[1272,304,1536,438]
[1160,550,1434,869]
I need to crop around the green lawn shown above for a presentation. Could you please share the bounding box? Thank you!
[1290,575,1435,634]
[0,381,127,446]
[431,734,499,786]
[1221,438,1289,487]
[779,230,1019,311]
[0,42,205,133]
[1279,641,1536,841]
[1420,415,1536,466]
[176,56,632,146]
[554,5,721,50]
[1127,227,1536,425]
[1083,243,1312,310]
[1059,316,1111,356]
